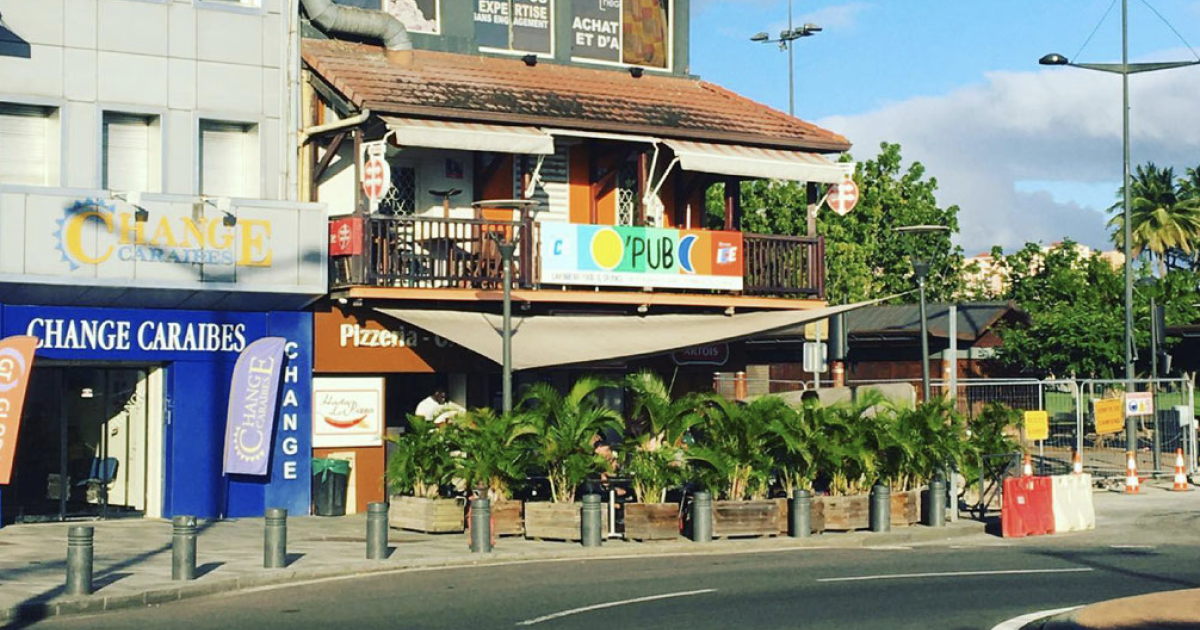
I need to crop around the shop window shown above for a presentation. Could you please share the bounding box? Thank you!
[616,161,637,226]
[0,102,58,186]
[379,165,416,215]
[571,0,670,69]
[199,119,259,198]
[385,0,440,35]
[475,0,554,56]
[102,112,161,194]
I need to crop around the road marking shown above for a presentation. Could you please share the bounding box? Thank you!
[990,607,1081,630]
[1110,544,1156,549]
[866,545,912,550]
[817,567,1094,583]
[515,589,717,626]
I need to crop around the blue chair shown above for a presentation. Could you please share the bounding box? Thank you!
[78,457,118,486]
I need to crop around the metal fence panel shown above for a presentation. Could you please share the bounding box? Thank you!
[1077,378,1196,477]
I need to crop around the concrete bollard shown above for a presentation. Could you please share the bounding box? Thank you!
[367,502,389,560]
[66,526,94,596]
[469,497,492,554]
[172,515,198,581]
[692,491,713,543]
[264,508,287,568]
[925,478,946,527]
[580,494,603,547]
[870,484,891,533]
[789,489,811,538]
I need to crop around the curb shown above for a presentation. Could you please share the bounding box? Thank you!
[0,520,985,624]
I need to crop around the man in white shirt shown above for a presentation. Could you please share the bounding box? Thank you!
[415,389,464,425]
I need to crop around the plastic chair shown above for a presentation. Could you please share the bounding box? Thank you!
[77,457,118,486]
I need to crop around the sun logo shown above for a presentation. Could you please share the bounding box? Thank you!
[590,228,624,270]
[54,199,115,271]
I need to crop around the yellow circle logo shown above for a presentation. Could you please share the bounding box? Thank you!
[590,229,623,270]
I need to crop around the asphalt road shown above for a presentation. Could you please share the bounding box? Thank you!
[15,536,1200,630]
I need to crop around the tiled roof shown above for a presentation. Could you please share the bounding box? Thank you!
[762,302,1026,341]
[301,39,851,153]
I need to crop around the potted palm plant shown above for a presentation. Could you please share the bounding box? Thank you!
[811,393,884,531]
[688,396,782,538]
[766,397,826,535]
[522,377,623,541]
[622,372,703,541]
[386,415,464,533]
[886,400,968,526]
[450,408,537,536]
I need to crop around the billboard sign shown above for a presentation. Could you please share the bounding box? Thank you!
[539,223,743,291]
[313,377,385,448]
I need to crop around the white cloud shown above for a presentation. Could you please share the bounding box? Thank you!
[817,64,1200,254]
[798,2,869,30]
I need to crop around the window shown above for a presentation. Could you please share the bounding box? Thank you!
[571,0,671,69]
[0,103,57,186]
[103,112,160,193]
[199,120,259,198]
[379,165,416,215]
[475,0,553,55]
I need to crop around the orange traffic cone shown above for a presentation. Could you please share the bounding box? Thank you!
[1173,449,1189,492]
[1125,451,1140,494]
[1022,453,1033,477]
[1073,451,1083,475]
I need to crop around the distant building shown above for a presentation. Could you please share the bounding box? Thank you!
[962,243,1125,297]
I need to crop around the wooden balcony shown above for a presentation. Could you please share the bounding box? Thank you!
[330,215,824,298]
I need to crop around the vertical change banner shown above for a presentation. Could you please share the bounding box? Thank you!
[0,336,37,485]
[223,337,286,476]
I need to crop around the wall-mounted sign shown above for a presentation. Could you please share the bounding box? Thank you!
[571,0,670,68]
[313,377,385,448]
[1094,398,1124,435]
[475,0,553,54]
[314,308,482,374]
[1024,410,1049,442]
[1125,391,1154,417]
[0,336,37,485]
[329,217,363,257]
[671,343,728,366]
[384,0,439,35]
[539,223,743,291]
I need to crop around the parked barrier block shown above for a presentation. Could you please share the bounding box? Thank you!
[1002,476,1055,538]
[1049,473,1095,533]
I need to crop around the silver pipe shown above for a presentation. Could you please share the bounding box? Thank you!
[300,0,411,51]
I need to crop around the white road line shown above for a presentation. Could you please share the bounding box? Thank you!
[1110,544,1156,549]
[515,589,717,626]
[866,545,912,550]
[990,607,1081,630]
[817,567,1094,583]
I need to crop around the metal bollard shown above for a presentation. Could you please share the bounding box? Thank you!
[692,491,713,543]
[789,489,811,538]
[469,497,492,553]
[925,478,946,527]
[172,515,198,581]
[580,494,603,547]
[264,508,287,568]
[870,484,891,532]
[66,526,94,596]
[367,502,389,560]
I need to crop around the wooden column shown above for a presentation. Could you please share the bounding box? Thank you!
[806,182,819,236]
[637,151,649,226]
[723,177,741,231]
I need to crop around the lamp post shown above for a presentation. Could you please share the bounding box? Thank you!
[894,225,950,403]
[491,233,517,413]
[751,1,821,117]
[1040,0,1200,456]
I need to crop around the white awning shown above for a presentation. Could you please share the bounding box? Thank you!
[378,298,887,371]
[382,117,555,155]
[664,139,854,184]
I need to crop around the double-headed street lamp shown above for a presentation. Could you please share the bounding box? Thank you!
[1040,0,1200,456]
[894,224,950,403]
[751,0,821,117]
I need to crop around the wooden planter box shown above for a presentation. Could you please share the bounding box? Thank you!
[625,503,680,541]
[890,490,921,527]
[389,495,465,533]
[712,499,780,538]
[524,502,608,542]
[775,497,826,535]
[818,494,869,531]
[491,500,524,537]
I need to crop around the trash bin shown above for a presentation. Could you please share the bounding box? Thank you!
[312,458,351,516]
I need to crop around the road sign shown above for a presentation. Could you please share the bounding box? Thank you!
[1094,398,1124,434]
[1125,392,1154,417]
[802,341,827,373]
[362,154,390,202]
[826,179,859,216]
[1024,410,1049,442]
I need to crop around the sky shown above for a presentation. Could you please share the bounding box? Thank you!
[689,0,1200,256]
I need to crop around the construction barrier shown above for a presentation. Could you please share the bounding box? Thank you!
[1050,474,1095,533]
[1001,476,1054,538]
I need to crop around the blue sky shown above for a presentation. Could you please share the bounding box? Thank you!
[690,0,1200,255]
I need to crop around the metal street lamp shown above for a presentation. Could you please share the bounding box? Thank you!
[894,224,951,403]
[750,0,821,116]
[1041,0,1200,456]
[489,232,518,413]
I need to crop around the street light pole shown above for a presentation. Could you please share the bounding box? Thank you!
[491,235,518,414]
[750,8,821,117]
[915,262,931,403]
[787,0,794,117]
[1040,0,1199,458]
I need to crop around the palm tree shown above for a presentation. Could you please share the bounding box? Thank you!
[1108,163,1200,276]
[623,372,705,503]
[520,377,623,503]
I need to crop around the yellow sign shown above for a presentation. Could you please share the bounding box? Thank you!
[1094,399,1124,435]
[1024,410,1049,441]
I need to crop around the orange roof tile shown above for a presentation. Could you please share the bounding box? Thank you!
[302,39,851,153]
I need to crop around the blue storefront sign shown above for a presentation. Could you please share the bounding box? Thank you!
[0,304,312,520]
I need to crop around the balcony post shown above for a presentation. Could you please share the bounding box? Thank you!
[723,177,741,231]
[806,182,819,237]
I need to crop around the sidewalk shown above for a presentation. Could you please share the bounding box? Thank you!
[0,511,985,625]
[1036,589,1200,629]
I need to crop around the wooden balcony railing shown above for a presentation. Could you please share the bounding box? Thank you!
[332,216,825,298]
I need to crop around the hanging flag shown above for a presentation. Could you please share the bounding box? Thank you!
[223,337,287,476]
[0,336,38,485]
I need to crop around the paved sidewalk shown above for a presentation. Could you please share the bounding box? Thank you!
[1036,589,1200,629]
[0,510,985,625]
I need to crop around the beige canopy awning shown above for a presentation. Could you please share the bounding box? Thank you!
[663,139,854,184]
[383,117,556,155]
[378,298,889,371]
